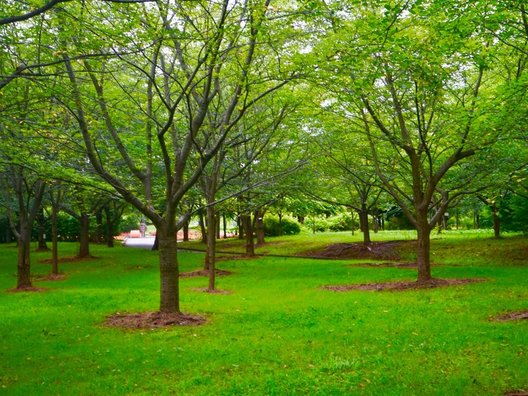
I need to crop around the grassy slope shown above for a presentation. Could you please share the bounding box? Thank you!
[0,231,526,395]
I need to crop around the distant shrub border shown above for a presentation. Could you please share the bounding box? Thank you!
[263,216,301,236]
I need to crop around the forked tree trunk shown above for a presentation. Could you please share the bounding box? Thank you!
[416,215,432,283]
[78,214,90,258]
[157,232,180,313]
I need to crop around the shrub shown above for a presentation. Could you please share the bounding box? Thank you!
[264,216,301,236]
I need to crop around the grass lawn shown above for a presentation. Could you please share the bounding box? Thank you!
[0,231,526,395]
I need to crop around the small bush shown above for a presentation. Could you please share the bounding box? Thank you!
[264,216,301,236]
[327,213,354,232]
[304,217,330,233]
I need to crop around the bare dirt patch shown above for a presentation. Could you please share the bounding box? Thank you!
[6,285,47,293]
[355,262,417,269]
[39,256,98,264]
[323,278,483,292]
[34,273,67,281]
[192,288,233,295]
[104,311,206,329]
[180,269,233,278]
[504,390,528,396]
[303,241,415,261]
[494,310,528,322]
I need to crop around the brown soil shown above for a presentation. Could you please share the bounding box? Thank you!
[323,278,483,292]
[505,390,528,396]
[34,273,67,281]
[303,241,414,261]
[192,287,233,295]
[39,256,98,264]
[104,311,206,329]
[180,269,233,278]
[355,262,417,269]
[494,310,528,321]
[6,285,47,293]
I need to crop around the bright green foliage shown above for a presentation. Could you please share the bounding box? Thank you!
[263,215,301,236]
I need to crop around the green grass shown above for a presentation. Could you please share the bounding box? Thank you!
[0,232,527,395]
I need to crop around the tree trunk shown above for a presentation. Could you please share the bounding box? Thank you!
[416,215,432,283]
[78,213,90,258]
[17,222,32,289]
[492,203,500,238]
[95,209,104,243]
[222,214,227,239]
[243,214,255,257]
[255,211,265,245]
[206,206,217,291]
[36,208,49,251]
[183,220,189,242]
[51,203,59,275]
[237,215,244,239]
[104,206,115,248]
[198,210,207,244]
[157,232,180,313]
[359,206,371,245]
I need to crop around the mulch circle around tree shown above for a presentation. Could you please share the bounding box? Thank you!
[191,287,233,295]
[38,256,98,264]
[493,310,528,322]
[33,273,67,281]
[302,241,415,261]
[355,262,417,269]
[6,285,47,293]
[104,311,206,329]
[504,390,528,396]
[179,269,233,278]
[322,278,484,292]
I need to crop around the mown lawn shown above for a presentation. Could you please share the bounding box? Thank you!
[0,231,526,395]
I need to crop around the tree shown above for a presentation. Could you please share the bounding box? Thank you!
[53,0,299,313]
[318,1,500,282]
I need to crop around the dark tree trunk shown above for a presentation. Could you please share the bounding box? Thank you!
[222,214,227,239]
[95,209,104,243]
[17,222,32,289]
[243,214,255,257]
[78,214,90,258]
[359,205,371,245]
[51,203,59,275]
[157,231,180,313]
[104,206,114,248]
[255,211,265,245]
[198,210,207,244]
[278,212,283,236]
[416,214,432,283]
[183,220,189,242]
[206,206,217,291]
[36,208,49,251]
[492,203,500,238]
[237,215,244,239]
